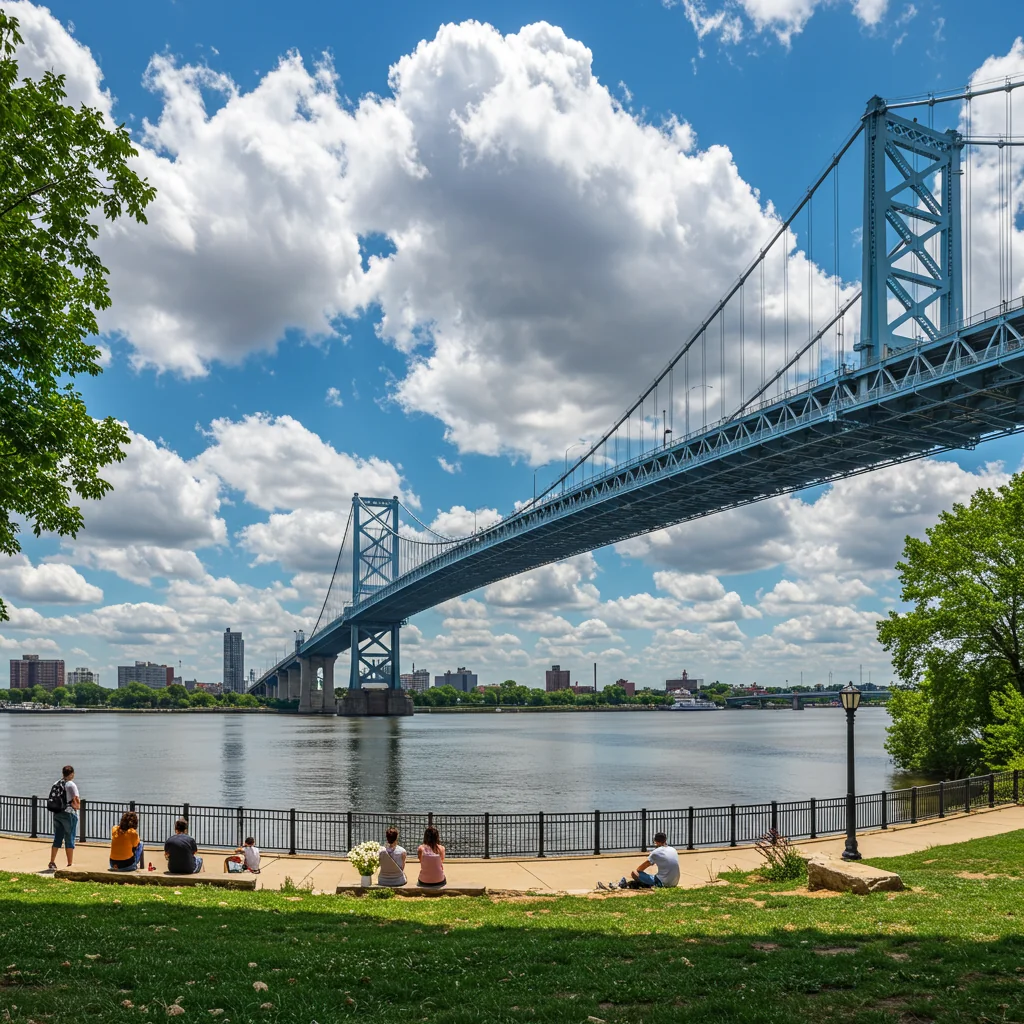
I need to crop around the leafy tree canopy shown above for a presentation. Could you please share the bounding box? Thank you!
[0,12,155,620]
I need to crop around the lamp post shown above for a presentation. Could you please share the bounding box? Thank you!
[563,439,587,491]
[684,384,713,436]
[840,682,862,861]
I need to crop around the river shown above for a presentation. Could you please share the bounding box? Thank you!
[0,707,918,814]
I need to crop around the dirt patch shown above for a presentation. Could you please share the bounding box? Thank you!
[887,952,912,962]
[776,887,845,898]
[956,871,1004,880]
[724,897,766,908]
[813,946,859,956]
[751,942,779,951]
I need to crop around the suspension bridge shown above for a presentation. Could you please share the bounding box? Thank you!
[250,81,1024,714]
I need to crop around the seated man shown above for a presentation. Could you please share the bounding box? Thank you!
[598,832,680,890]
[164,818,203,874]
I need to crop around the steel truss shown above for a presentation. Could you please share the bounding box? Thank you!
[859,96,963,361]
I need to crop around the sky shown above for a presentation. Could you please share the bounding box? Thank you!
[2,0,1024,692]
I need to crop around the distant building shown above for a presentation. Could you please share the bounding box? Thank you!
[117,662,174,690]
[67,666,98,687]
[400,667,431,692]
[434,667,478,693]
[196,682,223,696]
[545,664,571,692]
[223,628,244,694]
[615,678,636,697]
[666,669,703,693]
[571,684,594,695]
[10,654,65,691]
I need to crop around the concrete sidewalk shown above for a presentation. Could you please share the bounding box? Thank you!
[2,804,1021,895]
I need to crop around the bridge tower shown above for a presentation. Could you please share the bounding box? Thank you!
[858,96,964,365]
[340,495,413,716]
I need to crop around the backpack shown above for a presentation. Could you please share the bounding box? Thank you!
[46,779,67,813]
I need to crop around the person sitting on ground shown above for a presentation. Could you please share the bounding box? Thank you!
[598,832,680,890]
[237,836,261,873]
[416,825,446,888]
[164,818,203,874]
[377,826,407,887]
[109,810,144,871]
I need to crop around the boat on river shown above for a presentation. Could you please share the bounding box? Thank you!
[662,690,722,712]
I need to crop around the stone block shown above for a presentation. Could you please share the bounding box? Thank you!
[339,689,414,717]
[806,855,904,895]
[54,868,256,890]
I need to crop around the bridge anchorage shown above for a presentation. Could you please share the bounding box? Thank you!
[250,82,1024,714]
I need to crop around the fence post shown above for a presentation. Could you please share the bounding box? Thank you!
[289,809,296,856]
[729,804,737,848]
[640,808,647,852]
[938,781,945,818]
[593,809,601,856]
[881,790,887,830]
[965,777,972,815]
[809,797,816,839]
[237,806,245,848]
[770,800,778,832]
[30,795,38,838]
[910,786,918,824]
[1015,769,1020,804]
[79,798,86,843]
[428,811,434,828]
[989,773,995,808]
[538,811,545,858]
[129,800,135,813]
[183,802,190,824]
[484,812,490,860]
[687,806,694,851]
[346,811,353,853]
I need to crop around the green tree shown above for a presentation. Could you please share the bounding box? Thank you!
[878,473,1024,776]
[158,683,191,708]
[69,680,107,706]
[0,12,155,621]
[108,681,158,708]
[50,685,69,705]
[980,685,1024,771]
[189,689,216,708]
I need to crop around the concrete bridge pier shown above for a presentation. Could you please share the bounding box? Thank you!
[284,665,300,702]
[298,658,314,713]
[321,655,337,714]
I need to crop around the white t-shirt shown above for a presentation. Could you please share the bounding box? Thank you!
[63,780,79,810]
[241,845,260,870]
[648,844,680,887]
[378,844,407,883]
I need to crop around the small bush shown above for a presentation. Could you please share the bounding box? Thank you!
[368,886,395,900]
[279,875,313,894]
[755,828,806,882]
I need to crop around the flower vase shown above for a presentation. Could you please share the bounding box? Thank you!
[360,874,372,887]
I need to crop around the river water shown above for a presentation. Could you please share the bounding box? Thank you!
[0,707,914,814]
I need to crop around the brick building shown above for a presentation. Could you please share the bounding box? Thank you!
[9,654,65,691]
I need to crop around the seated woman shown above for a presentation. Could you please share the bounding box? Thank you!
[416,825,446,888]
[109,810,144,871]
[377,827,407,887]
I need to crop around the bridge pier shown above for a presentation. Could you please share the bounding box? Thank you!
[299,657,315,713]
[322,655,337,714]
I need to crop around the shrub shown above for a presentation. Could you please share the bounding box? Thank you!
[755,828,806,882]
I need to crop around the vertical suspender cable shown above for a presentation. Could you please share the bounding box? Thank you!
[739,282,745,404]
[760,259,766,395]
[808,194,814,381]
[720,310,725,420]
[966,97,972,314]
[783,230,789,392]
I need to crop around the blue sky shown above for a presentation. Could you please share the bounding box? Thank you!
[2,0,1023,691]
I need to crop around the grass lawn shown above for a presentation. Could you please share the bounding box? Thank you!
[2,833,1024,1023]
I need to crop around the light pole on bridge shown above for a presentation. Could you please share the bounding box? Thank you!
[685,385,713,437]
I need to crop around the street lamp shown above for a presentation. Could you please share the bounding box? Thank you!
[563,439,587,490]
[840,682,862,861]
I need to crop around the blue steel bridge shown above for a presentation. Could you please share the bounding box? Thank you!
[251,83,1024,711]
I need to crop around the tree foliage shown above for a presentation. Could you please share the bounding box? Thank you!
[878,473,1024,776]
[0,12,155,619]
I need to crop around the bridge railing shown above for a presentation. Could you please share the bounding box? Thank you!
[3,769,1017,859]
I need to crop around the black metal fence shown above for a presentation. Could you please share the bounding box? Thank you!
[2,770,1018,859]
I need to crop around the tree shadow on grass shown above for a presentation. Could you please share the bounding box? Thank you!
[1,880,1023,1024]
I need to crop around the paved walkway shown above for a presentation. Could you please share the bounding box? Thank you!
[2,804,1021,894]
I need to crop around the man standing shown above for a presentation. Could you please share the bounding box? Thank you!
[46,765,79,872]
[598,832,680,890]
[164,819,203,874]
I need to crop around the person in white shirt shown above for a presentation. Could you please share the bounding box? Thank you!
[236,837,261,873]
[377,827,408,887]
[598,832,680,890]
[47,765,80,871]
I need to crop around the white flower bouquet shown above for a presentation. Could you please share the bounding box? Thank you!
[348,841,382,878]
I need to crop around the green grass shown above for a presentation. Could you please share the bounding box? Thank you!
[3,832,1024,1023]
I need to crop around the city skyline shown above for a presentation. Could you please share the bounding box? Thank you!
[0,1,1022,691]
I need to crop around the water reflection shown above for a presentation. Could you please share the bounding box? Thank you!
[0,709,904,813]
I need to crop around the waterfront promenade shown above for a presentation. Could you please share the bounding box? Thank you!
[2,803,1021,894]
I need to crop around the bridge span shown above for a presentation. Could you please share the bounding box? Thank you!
[251,85,1024,712]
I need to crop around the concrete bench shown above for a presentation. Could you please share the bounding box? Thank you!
[335,885,486,897]
[54,868,256,890]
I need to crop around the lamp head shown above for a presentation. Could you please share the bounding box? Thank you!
[840,682,861,712]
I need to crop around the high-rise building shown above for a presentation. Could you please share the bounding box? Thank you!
[666,669,703,693]
[117,662,174,689]
[545,664,571,692]
[10,654,65,691]
[223,628,244,694]
[400,667,431,692]
[434,667,478,693]
[67,666,98,687]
